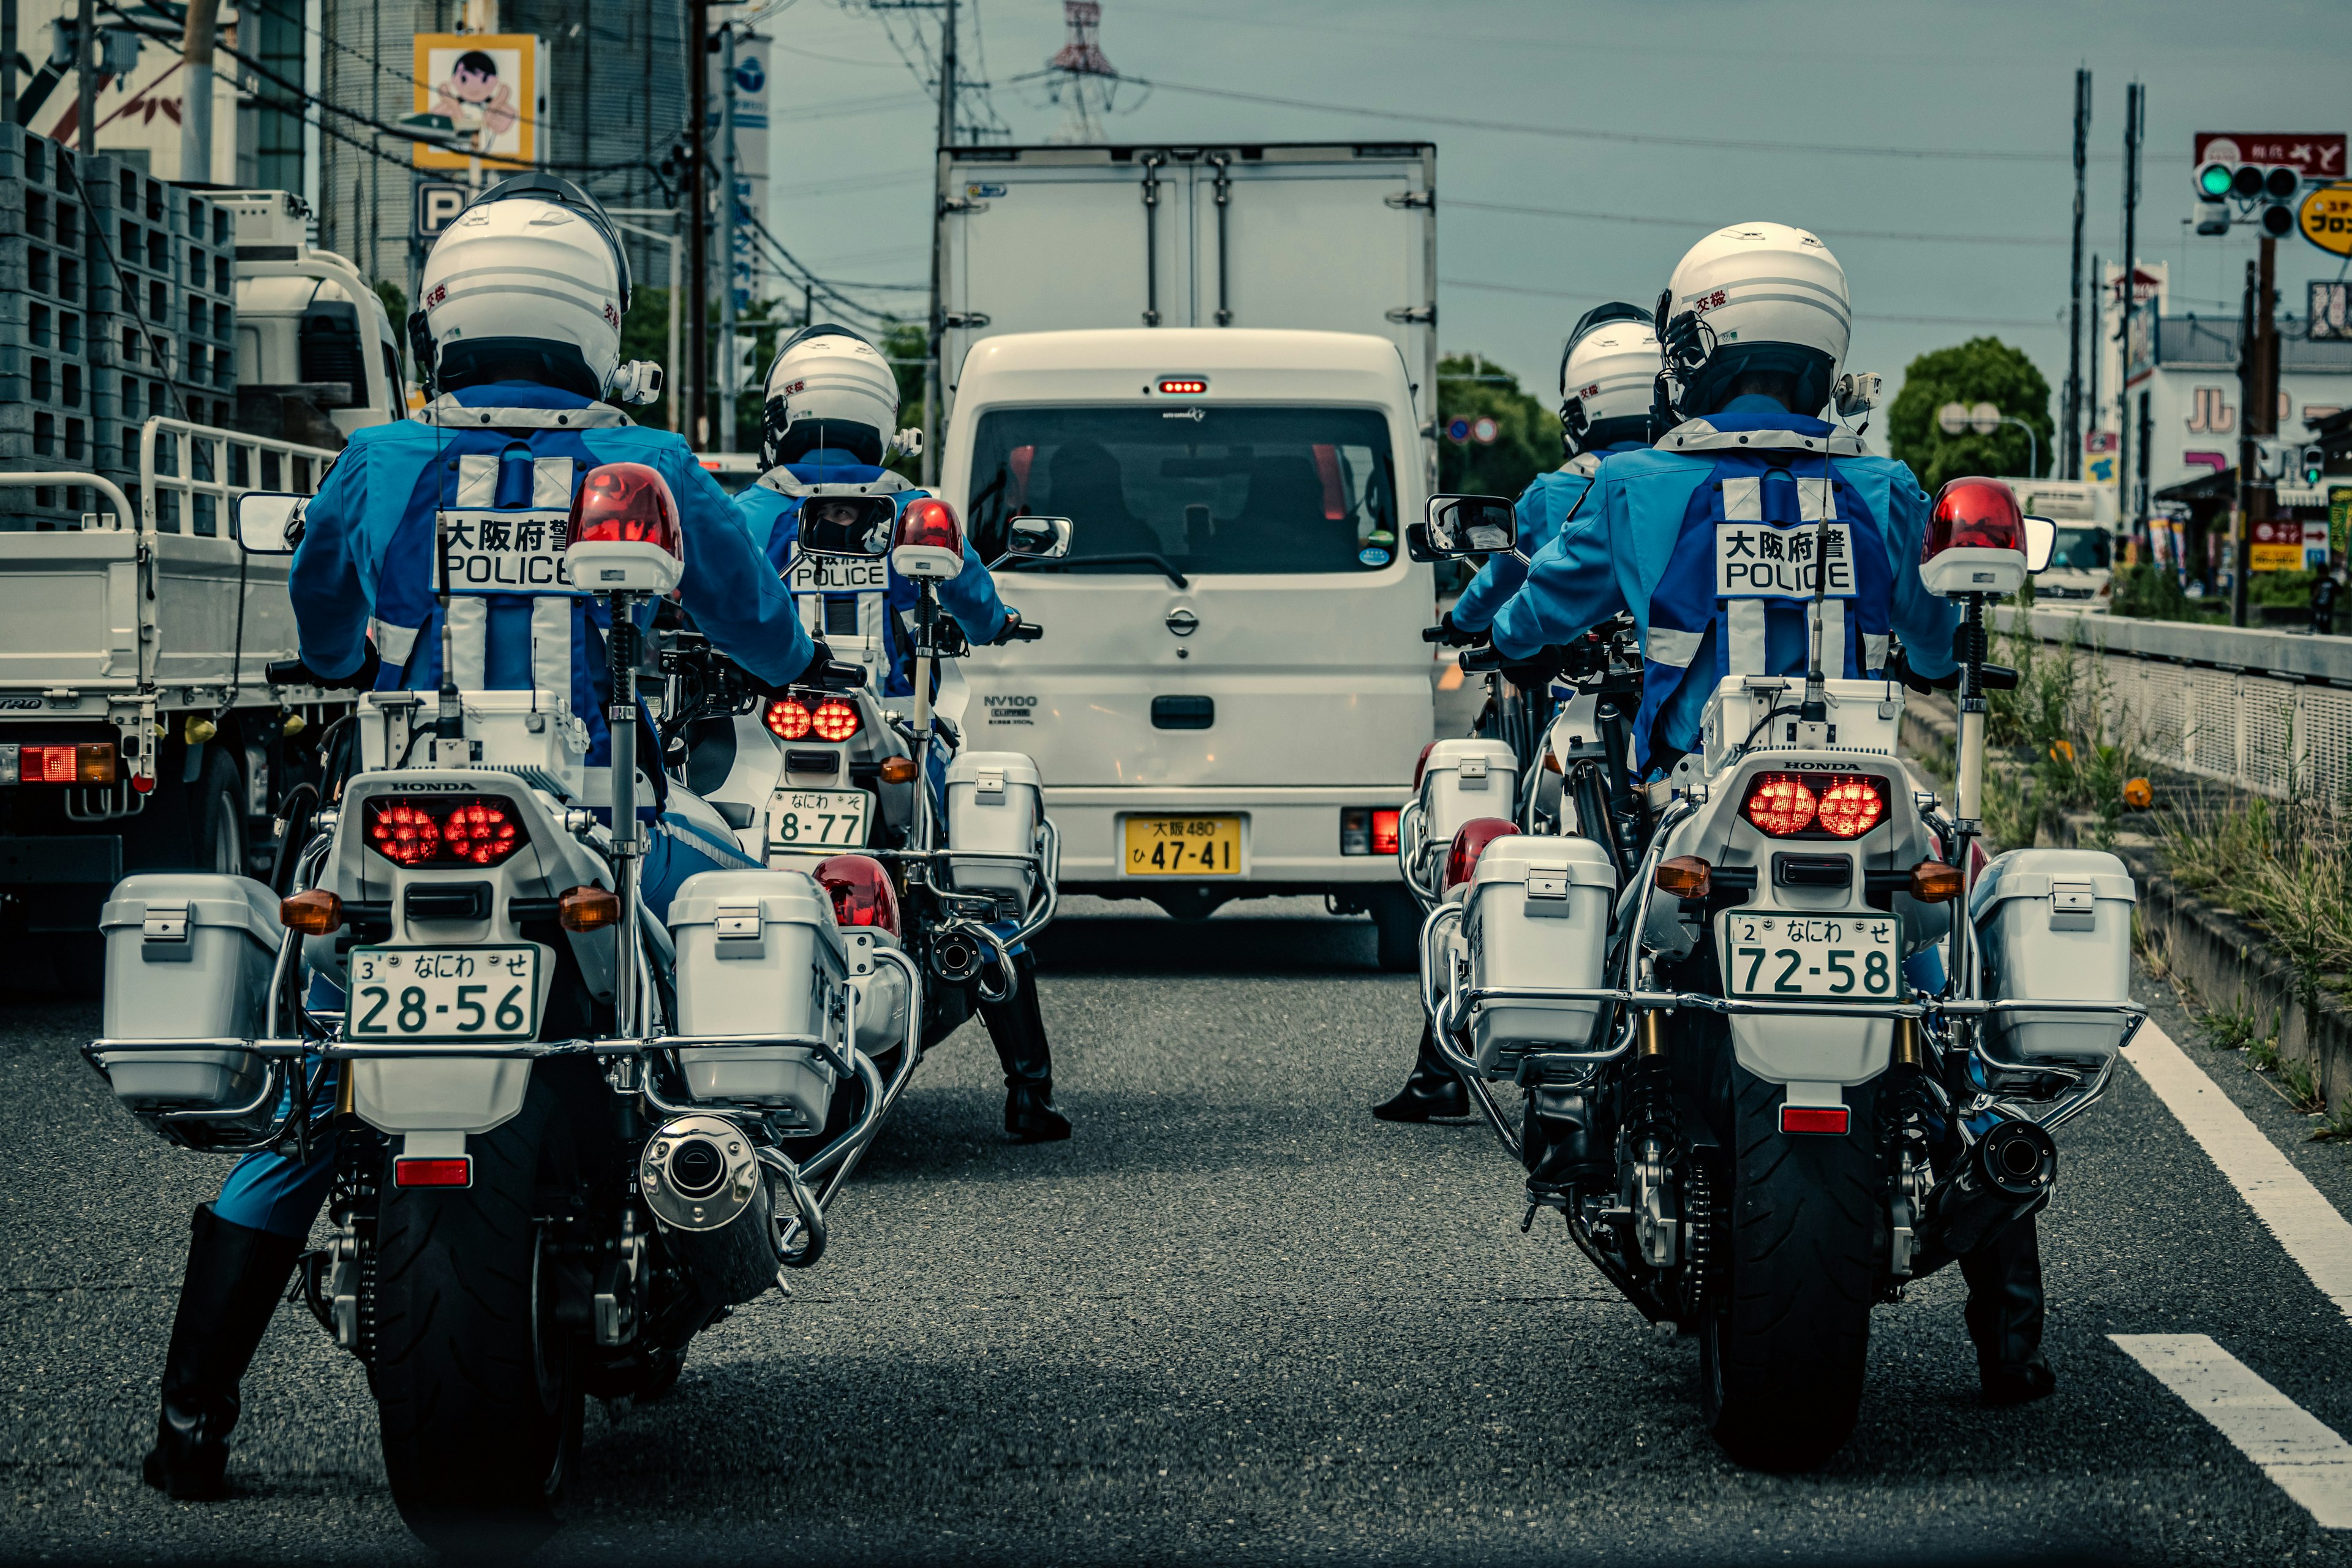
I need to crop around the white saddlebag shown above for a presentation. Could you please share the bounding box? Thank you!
[1420,739,1518,856]
[96,874,282,1116]
[1463,835,1617,1071]
[668,870,850,1131]
[944,751,1042,904]
[1971,848,2136,1065]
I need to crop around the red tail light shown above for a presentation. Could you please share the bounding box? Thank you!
[569,462,682,554]
[1,742,116,785]
[394,1156,473,1188]
[1444,817,1518,892]
[1412,741,1437,791]
[1371,809,1401,856]
[813,853,900,937]
[1741,772,1889,840]
[810,698,861,742]
[1924,477,2023,556]
[364,795,528,868]
[765,699,813,740]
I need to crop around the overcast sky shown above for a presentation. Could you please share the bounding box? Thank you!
[761,0,2351,443]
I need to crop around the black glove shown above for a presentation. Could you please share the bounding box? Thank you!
[1500,646,1566,692]
[773,636,836,695]
[266,639,380,690]
[987,609,1030,646]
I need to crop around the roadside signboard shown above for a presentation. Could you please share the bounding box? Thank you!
[413,179,470,240]
[411,33,548,172]
[2331,486,2351,558]
[2299,184,2352,259]
[2194,134,2348,179]
[2250,516,2304,572]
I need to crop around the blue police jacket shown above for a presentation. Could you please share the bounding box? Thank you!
[1490,410,1958,769]
[288,382,812,764]
[735,458,1014,699]
[1450,442,1647,633]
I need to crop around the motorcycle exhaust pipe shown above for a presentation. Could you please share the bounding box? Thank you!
[640,1114,778,1308]
[932,929,984,984]
[1920,1118,2057,1258]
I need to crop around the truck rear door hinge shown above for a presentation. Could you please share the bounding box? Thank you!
[943,311,991,330]
[1385,190,1434,209]
[940,196,989,215]
[1386,304,1436,325]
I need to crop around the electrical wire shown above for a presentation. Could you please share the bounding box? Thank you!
[1444,277,2063,332]
[1448,198,2069,249]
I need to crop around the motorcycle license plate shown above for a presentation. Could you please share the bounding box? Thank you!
[1721,913,1899,1001]
[788,556,889,594]
[769,788,869,851]
[348,946,541,1042]
[1123,815,1243,876]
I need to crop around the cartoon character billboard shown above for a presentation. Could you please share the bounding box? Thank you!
[412,33,548,171]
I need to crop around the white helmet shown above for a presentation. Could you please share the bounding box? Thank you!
[1655,222,1850,420]
[414,174,650,402]
[1556,302,1661,455]
[760,325,902,469]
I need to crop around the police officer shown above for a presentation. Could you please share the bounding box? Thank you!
[1374,305,1662,1125]
[735,325,1069,1144]
[140,175,824,1502]
[1486,224,2051,1406]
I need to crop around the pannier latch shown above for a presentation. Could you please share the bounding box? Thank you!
[1525,870,1571,917]
[141,901,191,959]
[1459,757,1489,789]
[2049,878,2097,932]
[975,768,1006,803]
[714,902,766,959]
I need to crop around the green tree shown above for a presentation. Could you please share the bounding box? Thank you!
[1886,336,2054,494]
[1437,353,1558,499]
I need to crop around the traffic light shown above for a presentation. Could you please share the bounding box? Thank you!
[2193,162,2306,241]
[2263,202,2297,237]
[2196,161,2235,200]
[2303,445,2327,487]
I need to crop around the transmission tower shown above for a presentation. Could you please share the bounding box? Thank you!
[1044,1,1118,145]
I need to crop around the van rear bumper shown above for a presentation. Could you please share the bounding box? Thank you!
[1041,785,1407,886]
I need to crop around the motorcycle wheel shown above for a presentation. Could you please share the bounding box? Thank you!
[371,1074,586,1552]
[1699,1065,1882,1472]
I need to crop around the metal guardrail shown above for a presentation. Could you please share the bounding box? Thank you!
[1994,606,2352,807]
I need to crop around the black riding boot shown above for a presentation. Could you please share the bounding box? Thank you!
[979,952,1071,1143]
[1373,1020,1470,1122]
[1960,1214,2055,1406]
[143,1204,305,1500]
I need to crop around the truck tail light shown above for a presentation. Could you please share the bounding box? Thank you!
[0,742,116,785]
[813,854,900,937]
[364,796,527,869]
[1443,818,1518,892]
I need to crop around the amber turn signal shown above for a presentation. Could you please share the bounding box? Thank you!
[1655,855,1711,899]
[279,888,344,935]
[1909,860,1964,903]
[878,755,919,785]
[558,885,622,932]
[2122,776,2154,810]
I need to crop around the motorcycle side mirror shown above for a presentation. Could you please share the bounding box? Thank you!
[2021,515,2057,575]
[1425,494,1517,557]
[1404,522,1438,563]
[797,494,898,558]
[233,491,305,554]
[1003,514,1073,562]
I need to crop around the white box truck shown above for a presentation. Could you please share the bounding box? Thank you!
[934,142,1440,967]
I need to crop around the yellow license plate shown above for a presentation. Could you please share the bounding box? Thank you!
[1123,815,1243,876]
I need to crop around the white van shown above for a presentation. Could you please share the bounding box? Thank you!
[944,328,1432,961]
[2011,479,2119,609]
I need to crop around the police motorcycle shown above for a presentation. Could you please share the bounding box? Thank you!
[83,465,921,1545]
[1406,483,2143,1469]
[671,490,1071,1050]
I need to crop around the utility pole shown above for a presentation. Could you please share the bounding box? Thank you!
[178,0,219,183]
[923,0,957,486]
[2087,251,2101,463]
[2234,238,2281,629]
[75,0,94,155]
[3,1,19,128]
[2116,81,2143,541]
[718,21,738,453]
[686,0,710,450]
[2064,68,2089,481]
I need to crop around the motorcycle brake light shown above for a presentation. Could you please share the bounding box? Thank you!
[1742,773,1817,836]
[393,1156,473,1188]
[810,698,860,742]
[364,796,527,869]
[1740,772,1889,840]
[813,854,900,937]
[1443,817,1518,892]
[765,699,813,740]
[1815,777,1885,839]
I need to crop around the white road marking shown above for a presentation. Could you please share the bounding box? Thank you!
[2112,1334,2352,1528]
[2124,1020,2352,1325]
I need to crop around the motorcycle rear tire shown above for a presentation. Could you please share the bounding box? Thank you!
[1700,1065,1881,1472]
[371,1074,586,1553]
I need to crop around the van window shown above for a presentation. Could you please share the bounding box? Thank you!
[2046,527,2112,571]
[967,406,1398,574]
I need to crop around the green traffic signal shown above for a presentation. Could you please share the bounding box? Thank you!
[2198,161,2236,199]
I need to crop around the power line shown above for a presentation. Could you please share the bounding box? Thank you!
[1447,198,2069,249]
[1443,277,2063,332]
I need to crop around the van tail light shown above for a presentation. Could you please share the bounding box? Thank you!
[1741,772,1888,839]
[1443,818,1518,892]
[567,461,685,594]
[813,854,900,937]
[765,698,813,740]
[1371,809,1401,856]
[1655,856,1711,899]
[394,1156,473,1188]
[559,885,622,932]
[810,698,861,742]
[280,889,344,934]
[1909,861,1964,903]
[891,497,964,581]
[1920,477,2027,597]
[364,796,527,869]
[0,742,116,785]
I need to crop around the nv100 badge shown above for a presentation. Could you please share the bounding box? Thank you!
[440,510,576,593]
[1716,521,1855,599]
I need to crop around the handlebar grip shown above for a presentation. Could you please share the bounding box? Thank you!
[1422,624,1447,643]
[1458,643,1506,673]
[818,659,870,690]
[264,658,309,687]
[1008,621,1044,642]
